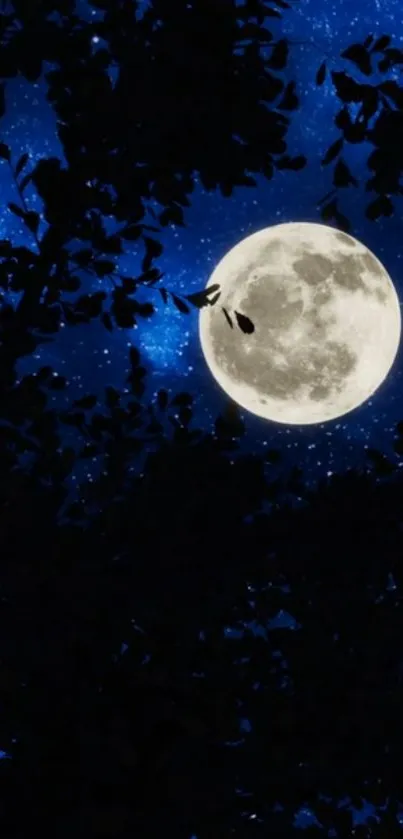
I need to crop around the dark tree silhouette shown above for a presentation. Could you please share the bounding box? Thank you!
[1,1,403,838]
[0,0,308,351]
[313,33,403,229]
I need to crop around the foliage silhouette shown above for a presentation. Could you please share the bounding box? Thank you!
[234,310,256,334]
[2,394,403,837]
[314,33,403,227]
[0,0,311,344]
[0,1,403,838]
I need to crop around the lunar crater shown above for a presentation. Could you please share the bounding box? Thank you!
[238,275,305,331]
[200,222,401,425]
[293,253,334,285]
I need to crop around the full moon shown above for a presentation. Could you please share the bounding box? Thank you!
[199,222,401,425]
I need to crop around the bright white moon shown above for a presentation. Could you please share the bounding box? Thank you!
[199,222,401,425]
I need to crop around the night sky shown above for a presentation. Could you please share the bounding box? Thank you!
[2,0,403,504]
[3,1,403,827]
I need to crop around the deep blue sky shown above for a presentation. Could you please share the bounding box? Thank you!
[2,0,403,501]
[2,0,403,826]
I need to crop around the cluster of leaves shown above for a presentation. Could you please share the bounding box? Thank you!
[0,0,312,344]
[1,1,403,837]
[316,33,403,227]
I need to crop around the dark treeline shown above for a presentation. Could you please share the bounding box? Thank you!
[1,1,403,836]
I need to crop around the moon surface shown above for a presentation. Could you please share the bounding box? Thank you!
[199,222,401,425]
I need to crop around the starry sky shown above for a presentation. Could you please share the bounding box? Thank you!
[3,0,403,500]
[3,2,403,828]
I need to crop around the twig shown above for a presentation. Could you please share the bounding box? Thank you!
[7,157,41,252]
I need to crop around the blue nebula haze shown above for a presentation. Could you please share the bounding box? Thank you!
[2,0,403,496]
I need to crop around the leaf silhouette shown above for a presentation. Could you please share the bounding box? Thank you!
[105,386,120,410]
[102,234,122,255]
[267,39,288,70]
[185,284,221,309]
[316,62,326,86]
[101,312,113,332]
[381,47,403,66]
[276,154,307,171]
[16,152,29,177]
[331,71,362,103]
[24,211,40,235]
[333,209,351,233]
[0,84,5,120]
[263,448,282,465]
[340,44,372,76]
[222,307,234,328]
[142,237,163,273]
[235,311,255,334]
[0,141,10,161]
[36,366,53,382]
[171,293,190,314]
[277,81,298,110]
[359,88,379,122]
[93,259,115,277]
[72,248,93,267]
[73,394,97,410]
[237,22,268,39]
[127,364,147,397]
[18,172,31,193]
[159,205,185,227]
[394,437,403,456]
[140,268,163,286]
[171,392,193,407]
[333,158,359,188]
[8,202,39,235]
[366,447,396,476]
[334,105,352,132]
[159,288,169,304]
[146,417,164,434]
[321,137,344,166]
[320,198,338,222]
[371,34,392,52]
[216,400,245,438]
[121,225,142,241]
[48,375,67,390]
[129,347,140,368]
[121,277,137,295]
[263,7,282,18]
[157,389,169,411]
[132,300,154,319]
[377,57,391,72]
[365,194,394,220]
[378,81,403,109]
[8,202,25,220]
[75,292,106,318]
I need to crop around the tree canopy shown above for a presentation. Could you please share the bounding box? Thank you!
[1,1,403,837]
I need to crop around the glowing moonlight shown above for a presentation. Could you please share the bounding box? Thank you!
[199,222,401,425]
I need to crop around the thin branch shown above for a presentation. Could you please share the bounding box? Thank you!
[7,158,41,252]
